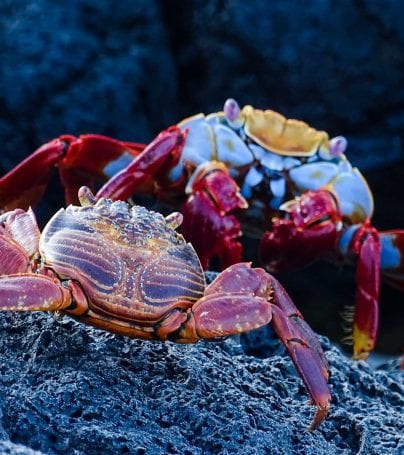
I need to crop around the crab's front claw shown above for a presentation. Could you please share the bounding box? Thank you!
[175,263,331,430]
[261,190,341,273]
[181,161,248,270]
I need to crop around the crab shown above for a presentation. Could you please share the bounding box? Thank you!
[0,100,403,360]
[0,187,330,430]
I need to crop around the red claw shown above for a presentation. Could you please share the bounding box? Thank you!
[261,190,341,272]
[181,161,247,270]
[0,134,145,210]
[261,189,397,360]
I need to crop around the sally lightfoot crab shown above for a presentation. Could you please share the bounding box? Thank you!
[1,100,402,359]
[0,187,330,430]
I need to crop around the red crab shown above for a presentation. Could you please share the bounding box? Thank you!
[1,100,403,360]
[0,187,330,430]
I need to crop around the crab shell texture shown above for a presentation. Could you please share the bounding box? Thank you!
[241,105,331,157]
[40,198,206,332]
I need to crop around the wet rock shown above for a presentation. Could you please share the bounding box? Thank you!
[0,312,402,454]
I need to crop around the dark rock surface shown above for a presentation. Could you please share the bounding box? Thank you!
[0,312,403,454]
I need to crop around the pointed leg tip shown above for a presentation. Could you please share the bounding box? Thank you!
[308,404,330,432]
[352,350,370,361]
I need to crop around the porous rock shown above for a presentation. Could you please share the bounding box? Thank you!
[0,312,402,454]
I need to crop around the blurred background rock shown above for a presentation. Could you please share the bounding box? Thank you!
[0,0,403,357]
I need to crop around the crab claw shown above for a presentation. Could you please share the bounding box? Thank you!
[261,190,404,360]
[181,161,248,270]
[261,190,341,272]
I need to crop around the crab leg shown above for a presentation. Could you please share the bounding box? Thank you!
[0,274,73,312]
[58,135,145,205]
[181,161,247,269]
[0,135,145,210]
[175,263,330,430]
[349,223,381,359]
[96,126,186,201]
[0,139,65,211]
[351,228,404,359]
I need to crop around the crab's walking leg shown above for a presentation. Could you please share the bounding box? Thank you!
[181,162,247,269]
[352,228,404,359]
[58,135,145,205]
[349,223,381,359]
[0,135,145,210]
[96,126,186,201]
[0,140,65,211]
[0,274,76,312]
[174,263,330,430]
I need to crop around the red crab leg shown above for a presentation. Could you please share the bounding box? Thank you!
[0,208,41,274]
[0,139,65,211]
[350,223,381,359]
[0,274,90,316]
[174,263,330,430]
[0,274,72,311]
[352,227,404,359]
[58,134,145,205]
[181,161,248,270]
[0,135,145,210]
[96,126,186,201]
